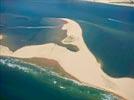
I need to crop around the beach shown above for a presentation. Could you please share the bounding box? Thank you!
[0,18,134,100]
[84,0,134,7]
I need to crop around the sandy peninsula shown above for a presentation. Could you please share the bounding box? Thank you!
[0,18,134,100]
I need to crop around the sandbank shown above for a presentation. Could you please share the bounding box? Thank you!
[0,18,134,100]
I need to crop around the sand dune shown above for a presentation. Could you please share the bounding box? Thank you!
[0,18,134,100]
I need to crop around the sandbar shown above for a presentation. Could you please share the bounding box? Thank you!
[0,18,134,100]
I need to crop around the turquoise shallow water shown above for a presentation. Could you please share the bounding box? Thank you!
[0,0,134,99]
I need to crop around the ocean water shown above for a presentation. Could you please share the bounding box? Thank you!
[0,57,121,100]
[0,0,134,99]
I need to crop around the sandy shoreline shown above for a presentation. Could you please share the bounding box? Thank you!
[21,57,81,82]
[0,18,134,100]
[83,0,134,7]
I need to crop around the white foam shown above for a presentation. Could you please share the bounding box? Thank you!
[0,58,34,73]
[101,93,118,100]
[107,18,126,24]
[7,26,58,29]
[53,80,57,84]
[59,86,66,89]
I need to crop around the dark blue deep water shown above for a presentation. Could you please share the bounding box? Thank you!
[0,0,134,99]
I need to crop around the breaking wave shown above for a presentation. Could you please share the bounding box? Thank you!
[6,26,59,29]
[107,18,127,24]
[0,56,122,100]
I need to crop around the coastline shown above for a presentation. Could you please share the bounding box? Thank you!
[0,18,134,100]
[21,57,81,82]
[83,0,134,7]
